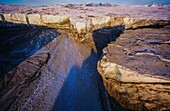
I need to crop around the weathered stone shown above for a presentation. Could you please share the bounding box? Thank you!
[0,53,49,110]
[75,22,86,33]
[41,15,69,24]
[3,13,27,23]
[123,17,170,29]
[109,17,124,26]
[3,14,11,21]
[26,14,41,25]
[98,27,170,110]
[0,25,59,111]
[0,4,170,111]
[1,12,169,42]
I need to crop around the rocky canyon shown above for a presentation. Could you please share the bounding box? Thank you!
[0,3,170,111]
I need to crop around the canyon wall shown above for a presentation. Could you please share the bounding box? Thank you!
[97,27,170,110]
[0,13,169,42]
[0,6,170,110]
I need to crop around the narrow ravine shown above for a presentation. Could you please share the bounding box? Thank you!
[2,20,168,111]
[15,33,111,111]
[0,4,170,111]
[0,23,124,111]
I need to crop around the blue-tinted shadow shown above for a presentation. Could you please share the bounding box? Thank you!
[0,21,60,77]
[52,49,110,111]
[52,24,125,111]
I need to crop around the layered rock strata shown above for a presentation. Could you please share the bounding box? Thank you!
[0,4,170,111]
[0,12,169,42]
[98,27,170,110]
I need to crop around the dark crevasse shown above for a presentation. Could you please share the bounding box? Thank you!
[92,26,126,111]
[7,33,111,111]
[0,22,124,111]
[49,26,125,111]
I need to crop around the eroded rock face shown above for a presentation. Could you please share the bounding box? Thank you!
[0,25,59,77]
[0,53,49,110]
[0,24,110,110]
[0,25,59,110]
[98,27,170,110]
[0,4,170,111]
[0,4,170,42]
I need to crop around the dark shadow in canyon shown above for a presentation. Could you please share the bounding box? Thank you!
[93,25,127,111]
[0,21,60,77]
[92,26,125,55]
[0,21,60,110]
[52,26,125,111]
[1,20,126,111]
[52,49,111,111]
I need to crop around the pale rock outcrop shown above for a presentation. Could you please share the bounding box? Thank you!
[98,61,170,110]
[70,18,93,33]
[123,17,170,29]
[3,13,27,23]
[74,22,86,33]
[123,17,135,25]
[99,62,170,83]
[26,14,41,25]
[41,15,69,24]
[92,16,111,29]
[109,17,124,26]
[0,12,170,42]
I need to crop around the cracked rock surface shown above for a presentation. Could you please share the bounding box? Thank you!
[0,3,170,111]
[98,26,170,110]
[0,25,59,110]
[0,24,110,110]
[103,27,170,78]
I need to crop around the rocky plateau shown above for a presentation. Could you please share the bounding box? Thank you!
[0,4,170,111]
